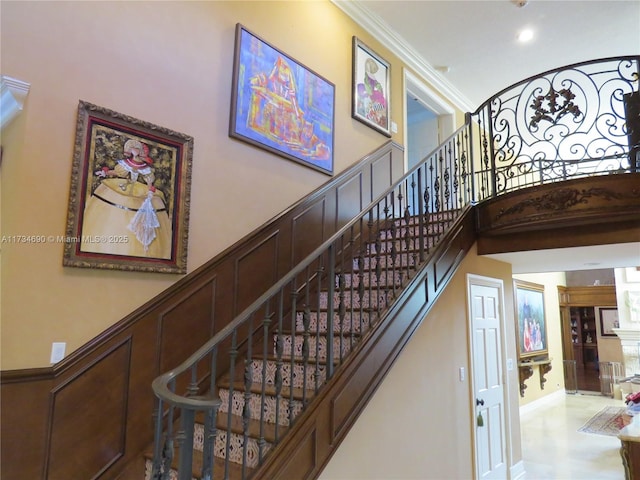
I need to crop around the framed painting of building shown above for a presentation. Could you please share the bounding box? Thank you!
[63,100,194,274]
[351,36,391,137]
[514,279,548,360]
[229,23,335,175]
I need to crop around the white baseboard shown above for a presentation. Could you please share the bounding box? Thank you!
[519,389,566,416]
[510,460,526,480]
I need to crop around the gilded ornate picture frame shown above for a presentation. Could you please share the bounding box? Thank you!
[514,279,549,360]
[63,100,194,274]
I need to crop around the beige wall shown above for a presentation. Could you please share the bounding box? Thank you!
[1,1,459,369]
[514,272,567,406]
[596,303,624,364]
[319,244,524,479]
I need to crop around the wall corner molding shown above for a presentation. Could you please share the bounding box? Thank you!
[1,75,31,130]
[331,0,475,113]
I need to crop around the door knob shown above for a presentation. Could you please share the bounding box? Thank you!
[476,398,485,406]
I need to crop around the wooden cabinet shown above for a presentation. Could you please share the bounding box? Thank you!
[558,286,616,392]
[571,306,598,367]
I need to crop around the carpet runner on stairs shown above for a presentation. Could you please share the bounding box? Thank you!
[146,211,457,479]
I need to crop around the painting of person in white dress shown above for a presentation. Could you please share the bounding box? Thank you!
[80,138,173,259]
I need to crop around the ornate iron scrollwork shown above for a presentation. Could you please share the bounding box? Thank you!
[530,87,582,127]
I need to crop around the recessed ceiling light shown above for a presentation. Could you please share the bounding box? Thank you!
[517,29,534,43]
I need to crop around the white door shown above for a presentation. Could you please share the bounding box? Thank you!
[468,276,508,479]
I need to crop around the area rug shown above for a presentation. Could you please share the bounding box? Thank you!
[578,406,632,436]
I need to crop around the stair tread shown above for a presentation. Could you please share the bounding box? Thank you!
[145,211,460,477]
[145,447,253,479]
[192,409,287,443]
[255,353,331,366]
[274,327,363,337]
[217,374,317,401]
[340,263,419,275]
[236,352,344,367]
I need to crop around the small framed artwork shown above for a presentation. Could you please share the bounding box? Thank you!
[63,100,194,274]
[352,36,391,137]
[229,23,335,176]
[599,307,619,336]
[514,280,548,360]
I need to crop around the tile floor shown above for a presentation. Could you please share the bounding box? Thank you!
[520,391,627,479]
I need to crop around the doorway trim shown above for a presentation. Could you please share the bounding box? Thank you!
[403,68,456,171]
[466,273,514,479]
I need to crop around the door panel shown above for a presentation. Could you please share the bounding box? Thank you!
[469,279,508,479]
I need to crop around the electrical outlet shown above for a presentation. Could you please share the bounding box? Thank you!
[50,342,66,364]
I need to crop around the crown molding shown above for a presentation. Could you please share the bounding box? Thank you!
[332,0,475,113]
[1,75,31,130]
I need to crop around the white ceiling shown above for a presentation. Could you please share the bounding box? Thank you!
[485,243,640,274]
[336,0,640,273]
[338,0,640,109]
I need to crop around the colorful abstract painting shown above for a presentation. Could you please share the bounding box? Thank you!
[230,24,335,175]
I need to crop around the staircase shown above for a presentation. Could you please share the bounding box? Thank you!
[147,209,460,479]
[144,56,639,480]
[0,57,637,480]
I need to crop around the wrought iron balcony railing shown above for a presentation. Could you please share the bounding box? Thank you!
[472,56,639,201]
[150,56,639,479]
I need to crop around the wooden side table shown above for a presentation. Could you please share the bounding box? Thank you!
[619,419,640,479]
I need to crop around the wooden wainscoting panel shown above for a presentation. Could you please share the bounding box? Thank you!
[370,148,400,203]
[0,371,53,480]
[235,231,279,316]
[158,276,217,384]
[335,172,364,232]
[329,345,376,443]
[291,198,326,266]
[0,142,406,480]
[434,213,476,290]
[46,338,132,479]
[435,244,464,291]
[274,424,318,480]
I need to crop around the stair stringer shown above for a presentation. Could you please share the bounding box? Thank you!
[251,206,477,480]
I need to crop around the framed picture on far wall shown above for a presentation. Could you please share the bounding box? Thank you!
[351,36,391,137]
[63,100,194,274]
[229,23,335,176]
[514,280,548,360]
[599,307,619,336]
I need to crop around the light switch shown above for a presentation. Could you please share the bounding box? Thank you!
[51,342,66,363]
[459,367,465,381]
